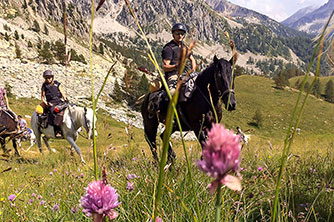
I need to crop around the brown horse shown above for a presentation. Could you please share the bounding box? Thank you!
[0,110,20,156]
[141,56,237,163]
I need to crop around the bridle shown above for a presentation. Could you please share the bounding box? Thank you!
[213,62,234,99]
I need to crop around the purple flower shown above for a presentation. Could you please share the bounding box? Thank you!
[50,193,54,196]
[80,173,84,177]
[150,216,163,222]
[29,198,33,203]
[40,200,45,205]
[52,203,59,211]
[132,157,137,161]
[71,205,77,214]
[197,123,242,193]
[37,195,42,200]
[80,180,120,220]
[49,172,53,176]
[53,169,58,173]
[32,193,36,197]
[258,167,263,171]
[127,174,138,180]
[8,194,16,202]
[126,182,134,191]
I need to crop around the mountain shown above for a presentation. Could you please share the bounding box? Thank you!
[282,0,334,35]
[281,6,318,27]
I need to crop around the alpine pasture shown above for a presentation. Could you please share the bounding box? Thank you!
[1,75,334,221]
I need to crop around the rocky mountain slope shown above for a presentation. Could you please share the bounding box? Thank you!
[282,0,334,35]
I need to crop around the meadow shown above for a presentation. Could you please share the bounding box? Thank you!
[1,75,334,221]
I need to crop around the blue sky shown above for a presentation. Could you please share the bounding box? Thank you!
[228,0,328,22]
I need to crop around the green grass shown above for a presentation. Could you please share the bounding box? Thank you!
[1,75,334,221]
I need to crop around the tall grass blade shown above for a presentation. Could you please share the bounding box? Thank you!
[272,11,334,222]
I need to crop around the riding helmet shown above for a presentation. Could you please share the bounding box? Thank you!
[172,23,187,33]
[43,70,54,79]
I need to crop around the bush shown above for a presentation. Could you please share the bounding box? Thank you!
[44,24,49,35]
[4,82,13,97]
[28,41,33,48]
[252,109,263,127]
[52,40,66,64]
[4,32,10,41]
[325,80,334,103]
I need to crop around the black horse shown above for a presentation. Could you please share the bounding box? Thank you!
[0,110,20,156]
[141,55,237,163]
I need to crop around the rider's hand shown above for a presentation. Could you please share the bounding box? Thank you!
[48,102,53,107]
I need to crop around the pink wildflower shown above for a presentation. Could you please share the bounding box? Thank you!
[52,203,59,211]
[126,181,134,191]
[150,216,163,222]
[197,123,242,194]
[258,167,263,171]
[80,180,120,221]
[8,194,16,202]
[126,174,138,180]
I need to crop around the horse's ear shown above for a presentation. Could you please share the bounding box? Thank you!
[213,55,219,64]
[229,52,238,65]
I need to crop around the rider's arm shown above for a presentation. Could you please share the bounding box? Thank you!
[189,54,196,73]
[4,90,10,109]
[163,59,178,72]
[41,89,49,106]
[58,85,67,101]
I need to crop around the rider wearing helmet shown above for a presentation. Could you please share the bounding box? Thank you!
[161,22,196,95]
[41,70,67,137]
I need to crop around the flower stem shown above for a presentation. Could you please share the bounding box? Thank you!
[215,184,222,222]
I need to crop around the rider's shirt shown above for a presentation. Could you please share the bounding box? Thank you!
[161,40,192,79]
[18,119,27,129]
[42,80,62,105]
[0,88,6,109]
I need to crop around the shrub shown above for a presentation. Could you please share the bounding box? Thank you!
[4,82,13,97]
[28,41,33,48]
[44,24,49,35]
[252,109,263,127]
[52,40,66,64]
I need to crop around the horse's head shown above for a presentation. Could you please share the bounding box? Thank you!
[82,107,98,139]
[213,55,237,111]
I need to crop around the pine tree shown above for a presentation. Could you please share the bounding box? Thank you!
[312,79,321,97]
[52,40,66,64]
[99,42,104,55]
[325,80,334,102]
[112,79,123,102]
[28,41,33,48]
[4,32,9,41]
[39,41,54,64]
[15,42,22,59]
[33,20,40,33]
[14,30,19,40]
[44,24,49,35]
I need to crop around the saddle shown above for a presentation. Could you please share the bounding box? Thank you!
[147,72,198,116]
[38,103,68,131]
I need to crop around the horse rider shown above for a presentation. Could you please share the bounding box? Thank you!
[162,22,197,96]
[40,70,67,138]
[0,86,20,132]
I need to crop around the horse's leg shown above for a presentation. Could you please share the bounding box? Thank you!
[12,139,20,157]
[42,136,55,152]
[34,131,43,154]
[160,126,177,165]
[0,137,8,153]
[66,136,85,163]
[143,118,160,163]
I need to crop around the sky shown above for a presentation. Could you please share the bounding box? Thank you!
[228,0,328,22]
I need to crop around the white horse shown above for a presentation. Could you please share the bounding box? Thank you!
[31,105,97,163]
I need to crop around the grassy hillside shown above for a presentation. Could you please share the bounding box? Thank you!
[289,76,334,95]
[223,75,334,140]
